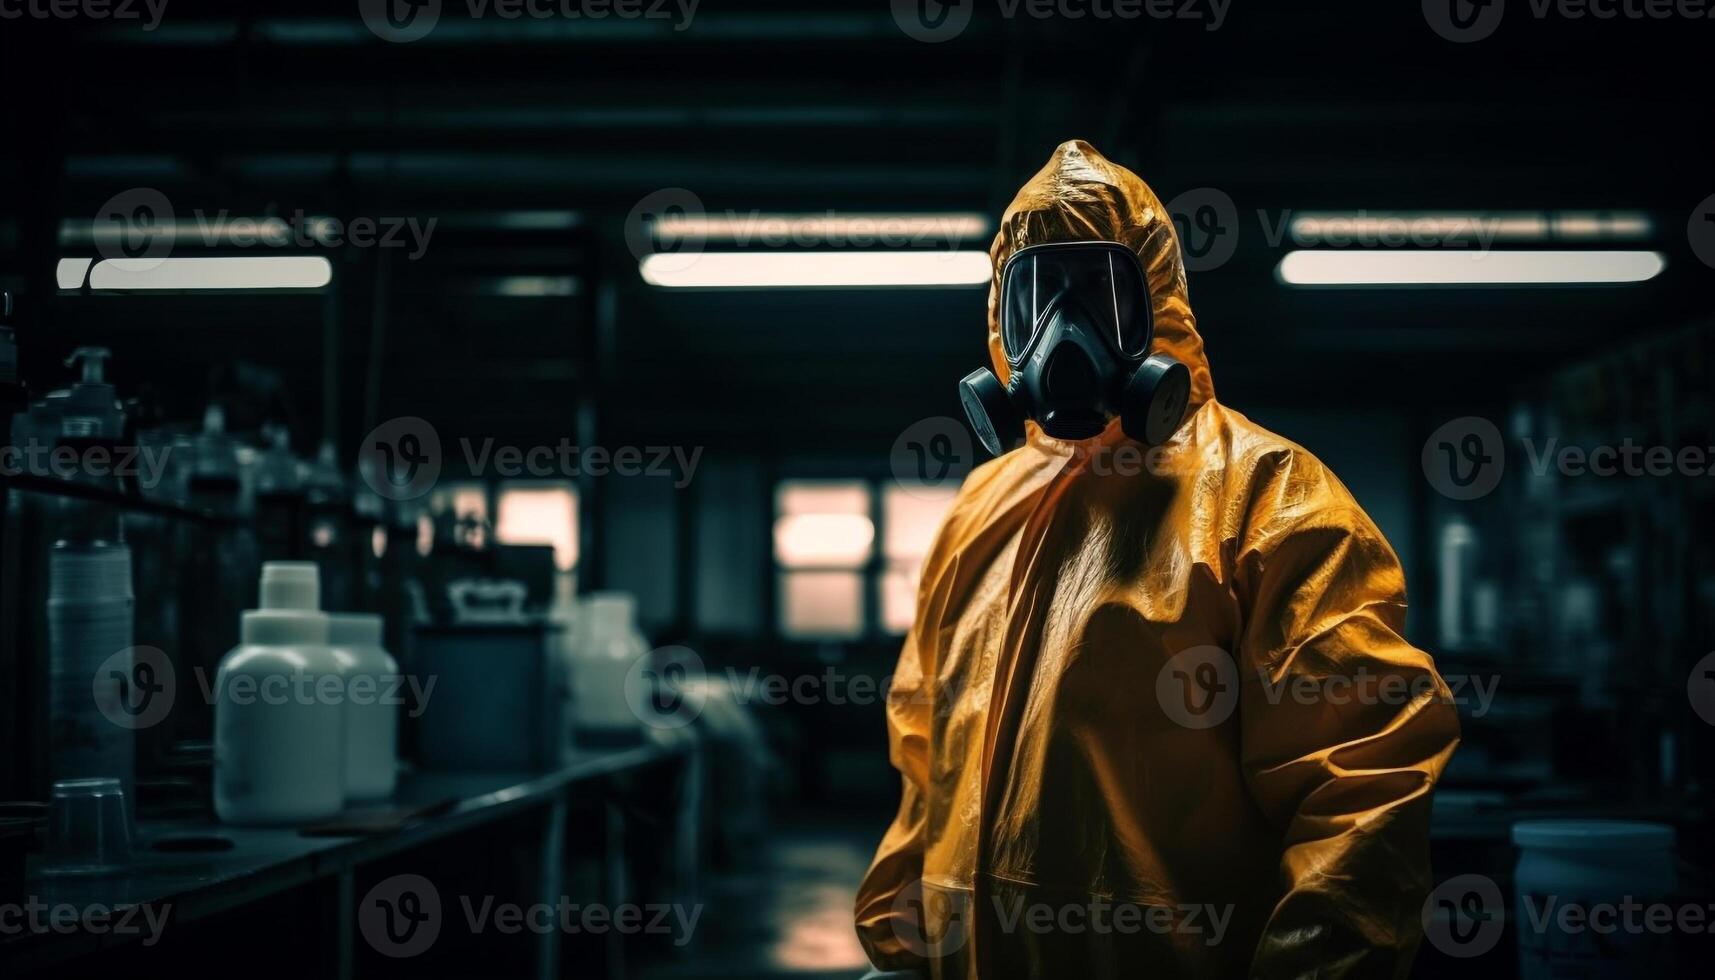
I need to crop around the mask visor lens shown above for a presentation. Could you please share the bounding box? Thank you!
[999,245,1150,362]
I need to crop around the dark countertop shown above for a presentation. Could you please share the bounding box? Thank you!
[3,735,695,968]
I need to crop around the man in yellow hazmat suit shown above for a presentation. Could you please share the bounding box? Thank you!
[854,141,1461,979]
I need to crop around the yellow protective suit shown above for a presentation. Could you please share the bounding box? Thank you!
[855,141,1460,979]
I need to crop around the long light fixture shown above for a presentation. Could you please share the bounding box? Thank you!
[59,256,334,292]
[1286,211,1653,246]
[652,212,989,246]
[640,250,991,289]
[1275,250,1665,287]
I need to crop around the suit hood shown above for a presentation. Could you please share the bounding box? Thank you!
[986,140,1216,417]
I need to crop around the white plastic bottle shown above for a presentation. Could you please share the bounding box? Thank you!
[571,592,647,741]
[327,613,399,800]
[213,562,347,825]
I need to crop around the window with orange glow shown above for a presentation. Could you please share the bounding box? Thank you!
[881,484,958,633]
[772,480,958,639]
[774,481,873,638]
[495,483,580,572]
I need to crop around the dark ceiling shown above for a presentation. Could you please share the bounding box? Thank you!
[1,0,1708,462]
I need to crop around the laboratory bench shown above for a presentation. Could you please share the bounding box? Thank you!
[0,733,703,979]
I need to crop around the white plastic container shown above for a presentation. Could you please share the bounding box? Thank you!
[569,592,646,742]
[328,613,400,800]
[1513,820,1678,980]
[213,562,347,825]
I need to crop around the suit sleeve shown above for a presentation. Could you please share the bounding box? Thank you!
[1235,450,1462,979]
[853,616,935,973]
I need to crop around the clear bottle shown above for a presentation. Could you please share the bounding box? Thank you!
[45,349,135,809]
[327,613,399,800]
[213,562,346,825]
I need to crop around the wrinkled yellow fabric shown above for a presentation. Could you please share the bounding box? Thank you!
[855,141,1460,979]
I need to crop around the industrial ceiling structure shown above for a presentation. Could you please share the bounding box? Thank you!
[2,1,1706,461]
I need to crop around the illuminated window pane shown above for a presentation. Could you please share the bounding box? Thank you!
[496,483,580,571]
[774,480,874,569]
[775,513,874,567]
[883,484,957,561]
[431,482,488,521]
[780,571,864,638]
[777,481,869,516]
[881,565,922,634]
[879,484,957,634]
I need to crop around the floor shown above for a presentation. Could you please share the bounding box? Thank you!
[636,809,880,980]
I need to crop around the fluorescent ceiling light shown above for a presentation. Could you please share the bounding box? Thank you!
[56,258,94,289]
[1275,250,1665,287]
[63,256,334,292]
[455,276,580,297]
[640,250,991,289]
[653,212,988,246]
[1286,211,1653,245]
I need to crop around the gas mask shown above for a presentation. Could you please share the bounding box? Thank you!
[959,241,1191,456]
